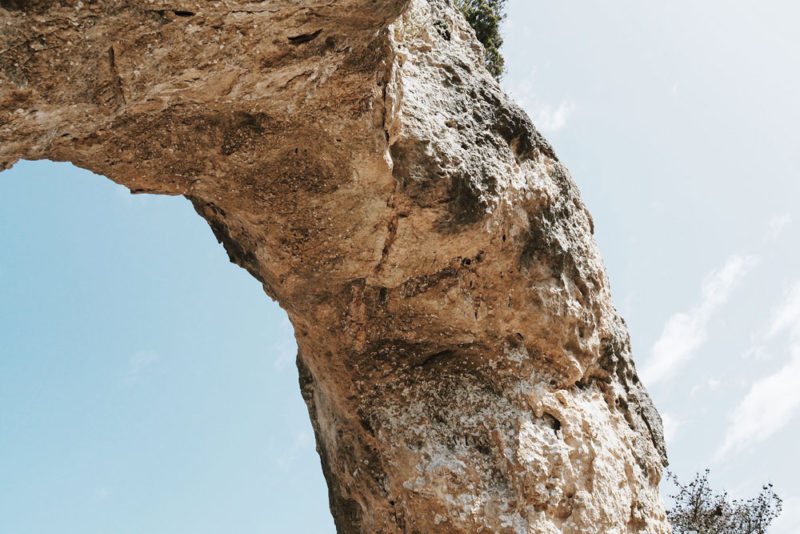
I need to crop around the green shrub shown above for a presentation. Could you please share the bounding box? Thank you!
[456,0,507,79]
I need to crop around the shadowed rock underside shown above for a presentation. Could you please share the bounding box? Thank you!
[0,0,670,532]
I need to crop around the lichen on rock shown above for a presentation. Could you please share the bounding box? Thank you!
[0,0,670,532]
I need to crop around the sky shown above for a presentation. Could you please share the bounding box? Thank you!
[0,165,333,533]
[502,0,800,531]
[1,0,799,532]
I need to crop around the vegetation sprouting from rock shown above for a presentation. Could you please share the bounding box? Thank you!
[667,469,782,534]
[456,0,507,79]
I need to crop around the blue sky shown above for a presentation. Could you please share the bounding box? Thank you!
[2,0,800,532]
[0,163,333,533]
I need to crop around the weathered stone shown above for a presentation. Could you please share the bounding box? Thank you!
[0,0,671,531]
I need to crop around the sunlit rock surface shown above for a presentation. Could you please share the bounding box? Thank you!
[0,0,670,531]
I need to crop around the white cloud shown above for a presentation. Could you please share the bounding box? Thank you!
[765,283,800,338]
[504,77,576,133]
[128,350,159,380]
[661,412,682,445]
[276,431,314,471]
[690,377,722,397]
[93,487,111,500]
[764,213,792,242]
[715,282,800,461]
[743,281,800,360]
[619,292,636,320]
[273,342,296,371]
[742,344,774,361]
[530,101,576,133]
[272,317,297,371]
[641,311,706,386]
[641,254,759,386]
[714,354,800,461]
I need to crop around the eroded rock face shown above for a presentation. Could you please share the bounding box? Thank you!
[0,0,670,531]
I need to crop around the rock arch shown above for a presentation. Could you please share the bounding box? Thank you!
[1,0,670,532]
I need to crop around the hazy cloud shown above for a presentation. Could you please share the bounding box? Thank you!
[765,283,800,338]
[742,344,775,361]
[715,355,800,461]
[716,282,800,461]
[690,377,722,397]
[661,412,682,445]
[128,350,159,381]
[272,317,297,371]
[530,101,576,133]
[641,254,759,386]
[504,77,576,133]
[92,487,111,500]
[764,213,792,242]
[276,431,314,471]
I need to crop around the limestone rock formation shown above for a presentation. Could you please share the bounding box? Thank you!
[0,0,671,531]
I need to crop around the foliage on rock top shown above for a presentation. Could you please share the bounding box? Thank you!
[455,0,507,79]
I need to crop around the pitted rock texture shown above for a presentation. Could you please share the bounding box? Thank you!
[1,0,671,532]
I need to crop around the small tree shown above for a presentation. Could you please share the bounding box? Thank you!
[667,469,782,534]
[455,0,507,79]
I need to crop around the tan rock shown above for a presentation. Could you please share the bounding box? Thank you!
[0,0,670,531]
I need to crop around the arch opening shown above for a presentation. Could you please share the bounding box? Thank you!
[0,160,334,533]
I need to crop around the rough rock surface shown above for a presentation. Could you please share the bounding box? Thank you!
[1,0,671,532]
